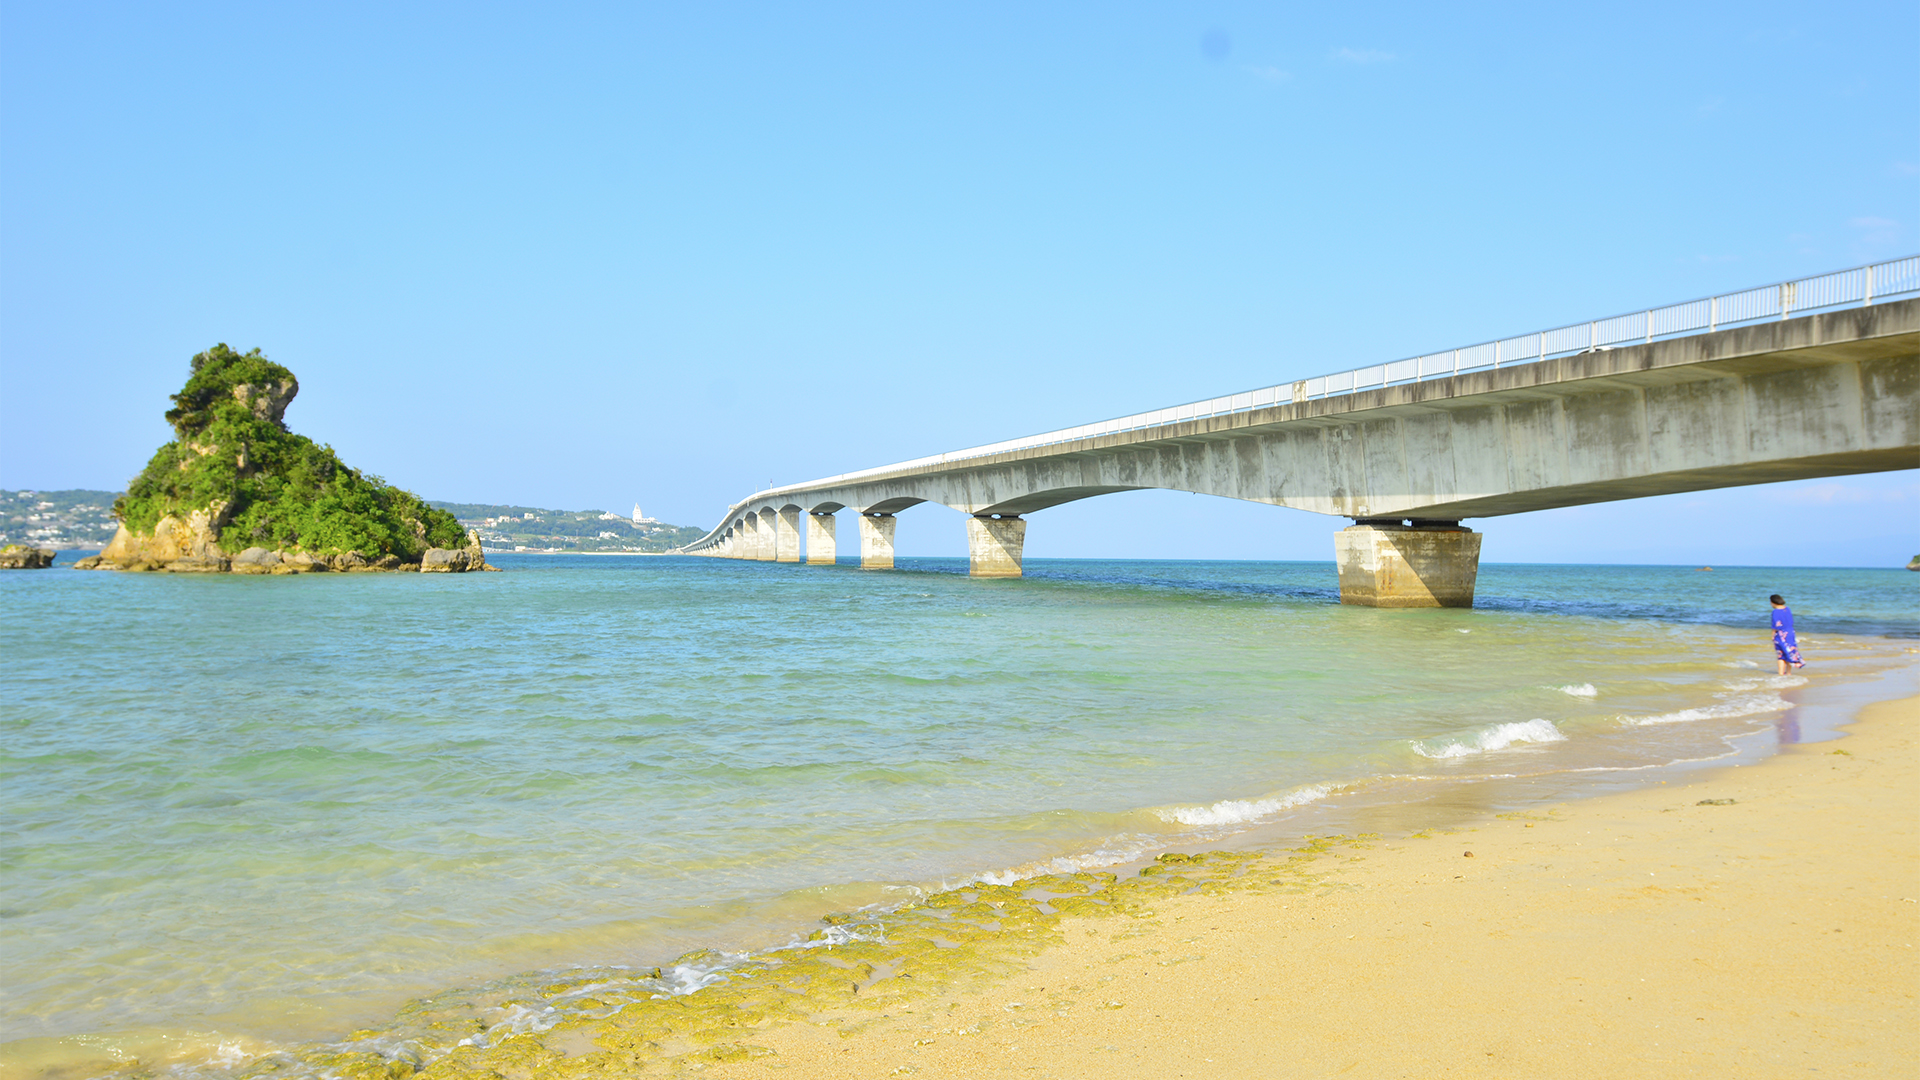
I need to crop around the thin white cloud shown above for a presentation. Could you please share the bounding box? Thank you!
[1248,65,1292,83]
[1848,216,1904,246]
[1332,47,1395,64]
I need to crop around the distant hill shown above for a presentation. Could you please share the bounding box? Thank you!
[1,489,121,549]
[2,489,706,554]
[429,502,705,553]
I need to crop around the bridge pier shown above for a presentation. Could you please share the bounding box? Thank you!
[967,515,1026,579]
[1335,521,1481,608]
[806,512,837,565]
[751,514,775,561]
[775,507,801,563]
[857,513,895,570]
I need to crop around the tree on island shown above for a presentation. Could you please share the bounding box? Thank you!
[80,344,481,573]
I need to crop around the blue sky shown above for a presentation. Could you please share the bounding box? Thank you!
[2,2,1914,565]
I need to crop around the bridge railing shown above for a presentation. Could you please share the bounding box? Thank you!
[723,256,1920,515]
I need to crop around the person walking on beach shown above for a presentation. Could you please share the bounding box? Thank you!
[1770,594,1806,675]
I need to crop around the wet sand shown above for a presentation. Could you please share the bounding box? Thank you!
[700,694,1918,1079]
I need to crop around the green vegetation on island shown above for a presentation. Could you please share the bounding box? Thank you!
[77,344,482,573]
[118,344,465,555]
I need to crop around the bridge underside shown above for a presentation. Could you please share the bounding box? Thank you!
[691,302,1919,606]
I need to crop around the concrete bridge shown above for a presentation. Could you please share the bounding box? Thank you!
[683,260,1920,606]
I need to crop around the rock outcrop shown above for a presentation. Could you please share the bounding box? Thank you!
[229,547,284,574]
[77,344,479,576]
[420,547,472,572]
[0,544,55,569]
[420,531,497,573]
[76,508,231,572]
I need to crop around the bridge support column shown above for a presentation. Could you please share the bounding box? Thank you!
[1335,521,1481,608]
[758,514,777,561]
[967,515,1025,579]
[775,507,801,563]
[857,513,895,570]
[806,512,837,565]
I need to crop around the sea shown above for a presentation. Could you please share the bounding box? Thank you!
[2,555,1915,1078]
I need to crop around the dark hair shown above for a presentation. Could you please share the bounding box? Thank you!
[1769,594,1785,606]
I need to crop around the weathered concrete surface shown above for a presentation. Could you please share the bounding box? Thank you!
[689,301,1920,584]
[806,512,837,565]
[1335,524,1482,608]
[775,507,801,563]
[965,516,1026,579]
[858,514,896,570]
[750,513,774,561]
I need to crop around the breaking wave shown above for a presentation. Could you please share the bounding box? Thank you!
[1150,784,1335,827]
[1412,719,1567,759]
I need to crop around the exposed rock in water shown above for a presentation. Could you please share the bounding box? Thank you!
[420,547,472,572]
[420,531,498,573]
[230,547,284,574]
[82,510,231,572]
[76,344,477,576]
[0,544,56,569]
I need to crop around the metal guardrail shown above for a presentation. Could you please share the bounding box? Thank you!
[702,256,1919,534]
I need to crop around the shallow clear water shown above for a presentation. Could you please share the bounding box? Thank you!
[1,556,1914,1074]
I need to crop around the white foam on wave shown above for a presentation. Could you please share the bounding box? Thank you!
[964,837,1171,888]
[1151,784,1335,827]
[1413,719,1566,759]
[1725,674,1808,691]
[1554,683,1598,698]
[1619,694,1788,727]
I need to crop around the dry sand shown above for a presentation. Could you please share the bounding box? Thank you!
[702,696,1918,1079]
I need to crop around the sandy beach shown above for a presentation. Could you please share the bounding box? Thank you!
[670,693,1918,1079]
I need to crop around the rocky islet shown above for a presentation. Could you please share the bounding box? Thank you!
[0,543,56,569]
[72,344,494,575]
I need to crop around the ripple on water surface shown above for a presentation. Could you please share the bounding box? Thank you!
[0,556,1913,1075]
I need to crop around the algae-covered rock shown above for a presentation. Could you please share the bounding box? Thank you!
[84,344,467,573]
[0,544,55,569]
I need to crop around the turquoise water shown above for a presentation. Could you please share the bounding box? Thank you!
[1,556,1915,1075]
